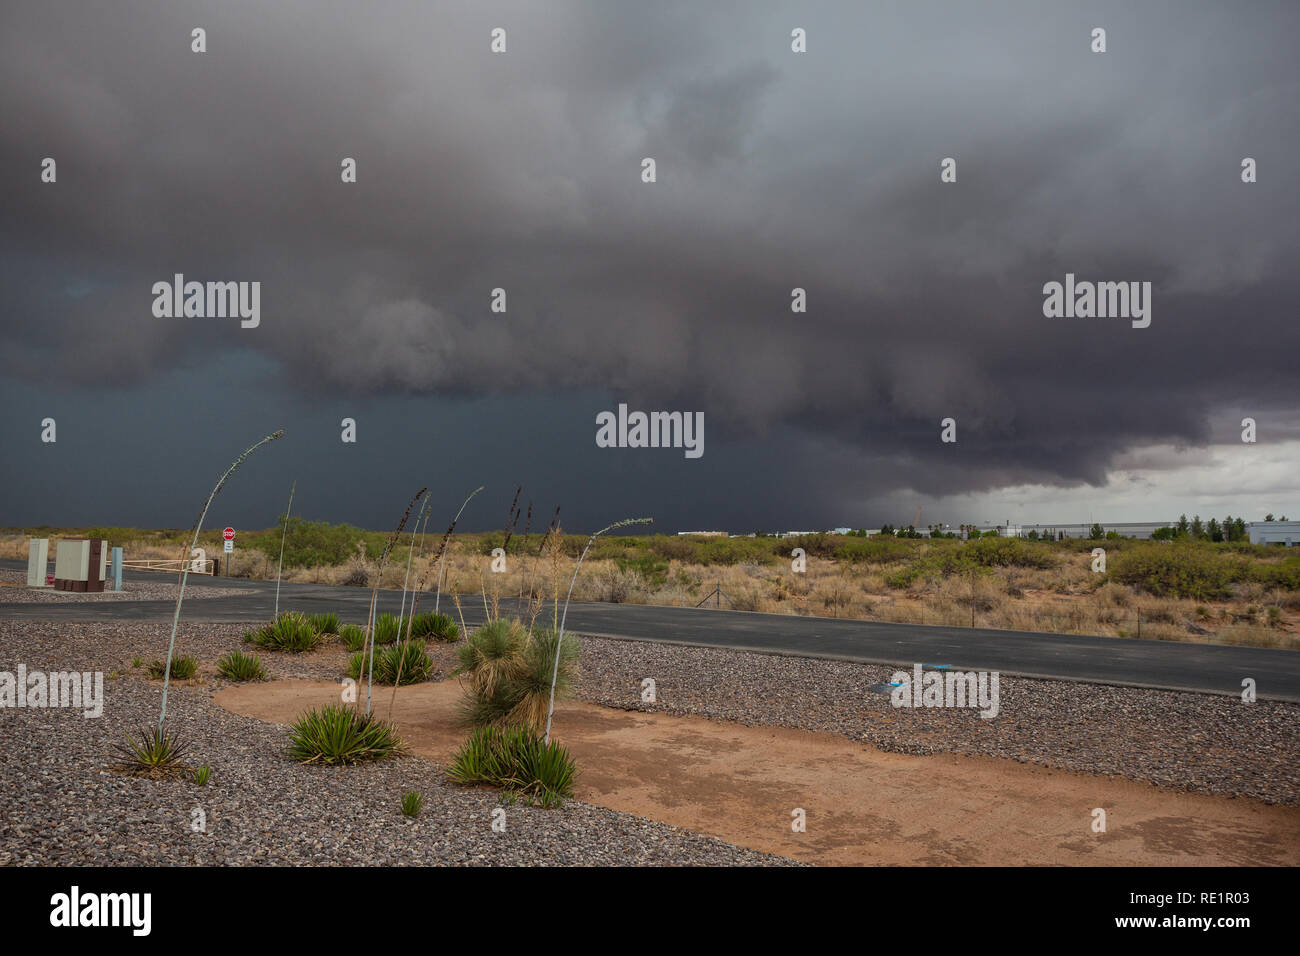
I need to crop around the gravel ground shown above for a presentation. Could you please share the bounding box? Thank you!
[0,620,792,865]
[574,637,1300,806]
[0,569,251,602]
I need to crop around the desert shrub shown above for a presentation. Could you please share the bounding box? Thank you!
[114,726,190,776]
[286,704,404,765]
[1250,557,1300,592]
[614,553,669,589]
[372,613,402,646]
[453,621,580,732]
[339,623,367,651]
[348,639,434,685]
[147,655,197,680]
[832,536,914,564]
[884,562,934,589]
[308,613,340,635]
[1108,545,1244,600]
[253,518,384,569]
[409,611,459,643]
[217,650,266,682]
[447,724,577,807]
[245,612,322,652]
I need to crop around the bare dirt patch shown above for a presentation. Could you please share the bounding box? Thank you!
[215,678,1300,866]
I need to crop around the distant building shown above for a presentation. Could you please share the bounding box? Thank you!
[675,531,728,537]
[1249,521,1299,546]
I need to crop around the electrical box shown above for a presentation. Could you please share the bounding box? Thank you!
[26,538,50,587]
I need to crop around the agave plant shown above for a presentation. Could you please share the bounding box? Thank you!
[447,724,576,808]
[216,650,266,682]
[115,725,191,776]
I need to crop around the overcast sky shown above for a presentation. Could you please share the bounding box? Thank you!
[1,1,1297,533]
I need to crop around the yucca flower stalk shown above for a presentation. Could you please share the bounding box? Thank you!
[361,488,426,715]
[159,429,284,731]
[273,480,296,618]
[398,496,432,625]
[407,485,483,618]
[543,516,652,742]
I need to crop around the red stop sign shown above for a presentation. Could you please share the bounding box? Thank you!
[223,527,236,541]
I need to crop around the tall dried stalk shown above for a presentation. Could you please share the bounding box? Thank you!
[398,496,431,624]
[159,429,284,731]
[544,516,652,742]
[360,488,426,715]
[273,480,296,618]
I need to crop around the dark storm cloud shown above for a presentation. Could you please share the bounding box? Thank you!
[1,0,1297,524]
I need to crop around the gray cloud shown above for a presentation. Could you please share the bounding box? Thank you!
[1,0,1297,526]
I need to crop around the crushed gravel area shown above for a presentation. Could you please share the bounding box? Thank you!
[0,569,251,602]
[574,636,1300,807]
[0,621,796,866]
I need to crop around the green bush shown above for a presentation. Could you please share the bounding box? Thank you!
[339,623,367,651]
[401,790,423,817]
[245,612,322,652]
[308,613,340,635]
[147,655,197,680]
[347,639,435,685]
[287,704,405,765]
[216,650,266,682]
[1108,545,1245,600]
[453,621,580,731]
[447,724,577,807]
[373,613,402,646]
[408,611,459,643]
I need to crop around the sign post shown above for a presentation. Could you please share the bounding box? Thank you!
[223,527,235,575]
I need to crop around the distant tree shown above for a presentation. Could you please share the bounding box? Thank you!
[1026,529,1039,540]
[1089,523,1105,540]
[1176,514,1190,536]
[1191,515,1205,539]
[1207,518,1223,543]
[1233,517,1247,541]
[1265,514,1275,522]
[1105,530,1121,541]
[1151,526,1176,541]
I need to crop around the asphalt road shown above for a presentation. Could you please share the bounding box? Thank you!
[2,560,1297,701]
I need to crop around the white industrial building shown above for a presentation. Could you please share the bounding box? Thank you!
[1248,521,1300,546]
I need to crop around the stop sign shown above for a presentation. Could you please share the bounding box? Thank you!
[223,527,236,541]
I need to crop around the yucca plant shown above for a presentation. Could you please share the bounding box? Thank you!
[216,650,266,682]
[454,619,527,698]
[452,621,580,732]
[114,725,191,777]
[245,611,321,652]
[372,613,403,646]
[447,724,576,807]
[147,655,197,680]
[338,623,367,652]
[287,704,405,765]
[308,612,340,636]
[505,628,581,730]
[400,790,423,817]
[193,764,212,786]
[347,640,433,685]
[409,611,459,643]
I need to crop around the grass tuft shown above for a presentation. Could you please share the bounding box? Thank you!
[216,650,266,682]
[447,724,576,808]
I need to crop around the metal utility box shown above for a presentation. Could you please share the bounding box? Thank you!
[53,538,107,592]
[26,538,50,587]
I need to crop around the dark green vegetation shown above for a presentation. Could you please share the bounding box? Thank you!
[347,639,435,685]
[244,611,322,652]
[286,704,405,765]
[447,725,578,808]
[216,650,266,682]
[146,655,197,680]
[114,726,191,776]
